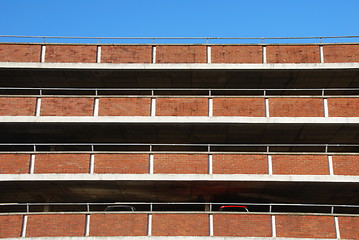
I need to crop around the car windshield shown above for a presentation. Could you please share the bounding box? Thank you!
[104,205,136,211]
[219,206,249,212]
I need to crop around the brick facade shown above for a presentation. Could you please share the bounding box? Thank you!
[269,98,324,117]
[328,98,359,117]
[154,154,208,174]
[266,45,320,63]
[0,154,30,174]
[94,154,149,174]
[156,98,208,116]
[45,45,97,63]
[272,155,329,175]
[211,45,262,63]
[34,154,90,174]
[99,97,151,116]
[332,155,359,176]
[0,97,36,116]
[213,98,265,117]
[101,45,152,63]
[338,216,359,239]
[41,97,94,116]
[213,154,268,174]
[0,215,23,238]
[323,44,359,63]
[156,45,207,63]
[0,44,41,62]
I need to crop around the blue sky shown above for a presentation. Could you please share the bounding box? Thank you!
[0,0,358,42]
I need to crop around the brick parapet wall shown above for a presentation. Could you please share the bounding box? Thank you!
[0,43,358,63]
[1,213,358,238]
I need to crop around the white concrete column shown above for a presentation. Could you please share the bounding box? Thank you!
[29,154,35,174]
[334,216,341,239]
[149,154,154,174]
[21,215,28,237]
[265,98,270,117]
[147,214,152,236]
[209,214,214,236]
[267,155,273,175]
[35,98,41,116]
[151,98,156,116]
[208,98,213,117]
[271,215,276,237]
[93,98,99,116]
[152,46,156,63]
[208,154,213,174]
[262,46,267,63]
[324,98,329,117]
[207,46,212,63]
[320,45,324,63]
[85,214,90,236]
[328,155,334,175]
[96,46,101,63]
[89,154,95,174]
[40,45,46,63]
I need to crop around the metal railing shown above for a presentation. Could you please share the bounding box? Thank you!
[0,143,358,154]
[1,87,359,97]
[1,202,358,215]
[1,35,359,44]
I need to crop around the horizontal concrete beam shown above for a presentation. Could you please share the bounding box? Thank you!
[0,62,359,70]
[1,173,358,183]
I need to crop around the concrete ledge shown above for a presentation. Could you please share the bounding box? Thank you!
[1,173,358,183]
[0,62,359,70]
[0,116,359,124]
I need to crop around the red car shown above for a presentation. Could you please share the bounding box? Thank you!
[219,205,249,212]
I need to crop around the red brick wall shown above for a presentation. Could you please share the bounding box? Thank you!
[90,214,147,236]
[213,98,265,117]
[34,154,90,174]
[276,215,336,238]
[154,154,208,174]
[152,214,208,236]
[332,155,359,176]
[269,98,324,117]
[45,45,97,63]
[324,44,359,63]
[214,214,271,237]
[156,46,206,63]
[0,44,41,62]
[94,154,149,174]
[0,154,30,174]
[338,216,359,239]
[328,98,359,117]
[213,154,267,174]
[41,97,94,116]
[0,215,23,238]
[272,155,329,175]
[0,97,36,116]
[99,98,151,116]
[101,45,152,63]
[156,98,208,116]
[211,45,262,63]
[26,214,85,237]
[266,45,320,63]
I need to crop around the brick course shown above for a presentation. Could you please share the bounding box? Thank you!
[34,154,90,174]
[156,98,208,116]
[328,98,359,117]
[41,97,94,116]
[156,45,206,63]
[152,214,208,236]
[211,45,262,63]
[94,154,149,174]
[332,155,359,176]
[45,45,97,63]
[90,214,148,236]
[266,45,320,63]
[338,216,359,239]
[26,214,85,237]
[213,98,265,117]
[154,154,208,174]
[0,154,30,174]
[99,98,151,116]
[101,45,152,63]
[276,215,336,238]
[214,214,271,237]
[0,44,41,62]
[272,155,329,175]
[213,154,267,174]
[323,44,359,63]
[269,98,324,117]
[0,97,36,116]
[0,215,23,238]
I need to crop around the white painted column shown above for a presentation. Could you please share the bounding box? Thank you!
[328,155,334,175]
[208,154,213,174]
[151,98,156,116]
[96,46,101,63]
[334,216,341,239]
[271,215,276,237]
[29,154,35,174]
[35,98,41,116]
[85,214,90,236]
[320,45,324,63]
[152,46,156,63]
[21,215,28,237]
[93,98,99,116]
[324,98,329,117]
[262,46,267,63]
[209,214,214,236]
[267,155,273,175]
[265,98,270,117]
[89,154,95,174]
[207,46,212,63]
[40,45,46,63]
[149,154,154,174]
[147,214,152,236]
[208,98,213,117]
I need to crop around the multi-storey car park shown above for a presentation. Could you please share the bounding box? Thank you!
[0,35,358,239]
